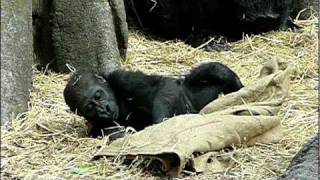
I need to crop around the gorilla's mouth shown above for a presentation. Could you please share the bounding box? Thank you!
[98,109,119,120]
[112,110,119,119]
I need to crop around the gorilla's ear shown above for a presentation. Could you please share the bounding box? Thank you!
[98,71,113,81]
[94,74,107,83]
[71,73,82,86]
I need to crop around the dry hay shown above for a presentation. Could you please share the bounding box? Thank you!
[1,17,318,180]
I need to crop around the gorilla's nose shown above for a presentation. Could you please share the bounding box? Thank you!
[105,104,118,120]
[105,104,111,113]
[96,104,113,119]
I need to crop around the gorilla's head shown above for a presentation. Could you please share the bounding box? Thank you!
[64,71,119,123]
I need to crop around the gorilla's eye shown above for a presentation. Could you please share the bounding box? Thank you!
[95,75,106,83]
[86,103,94,111]
[94,90,102,100]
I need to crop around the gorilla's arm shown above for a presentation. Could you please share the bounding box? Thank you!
[184,62,243,94]
[182,62,244,111]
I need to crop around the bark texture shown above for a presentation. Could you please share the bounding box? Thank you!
[1,0,33,125]
[51,0,128,73]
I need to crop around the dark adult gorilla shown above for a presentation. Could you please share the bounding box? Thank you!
[125,0,297,47]
[64,62,243,137]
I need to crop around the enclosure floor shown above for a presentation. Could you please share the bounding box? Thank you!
[1,17,318,180]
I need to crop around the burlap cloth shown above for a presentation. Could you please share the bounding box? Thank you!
[94,59,293,176]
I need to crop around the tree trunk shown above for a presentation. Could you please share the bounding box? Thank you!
[51,0,128,73]
[1,0,33,126]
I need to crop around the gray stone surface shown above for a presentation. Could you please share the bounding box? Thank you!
[1,0,33,125]
[51,0,128,73]
[279,134,319,180]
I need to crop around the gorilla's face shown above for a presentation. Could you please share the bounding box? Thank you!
[64,72,119,123]
[79,84,119,122]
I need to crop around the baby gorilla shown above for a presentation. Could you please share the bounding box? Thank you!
[64,62,243,137]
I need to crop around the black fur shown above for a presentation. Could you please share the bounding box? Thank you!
[64,62,243,137]
[125,0,298,45]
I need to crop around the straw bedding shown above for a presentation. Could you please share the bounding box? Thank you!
[1,17,318,179]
